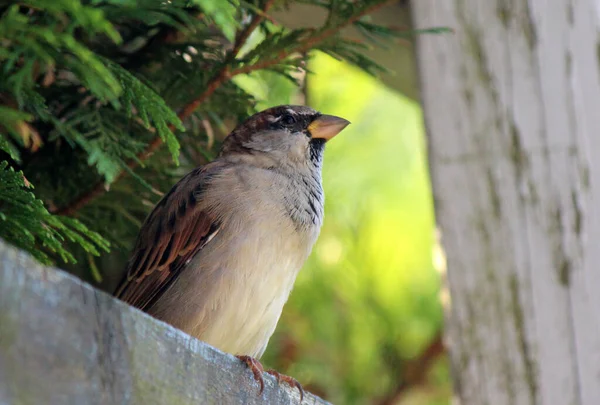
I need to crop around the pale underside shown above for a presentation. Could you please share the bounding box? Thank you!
[147,164,322,358]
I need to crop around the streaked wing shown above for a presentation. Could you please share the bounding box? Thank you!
[114,163,222,311]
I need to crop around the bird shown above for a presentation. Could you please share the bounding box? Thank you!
[114,105,350,399]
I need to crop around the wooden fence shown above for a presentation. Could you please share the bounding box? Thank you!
[0,240,328,405]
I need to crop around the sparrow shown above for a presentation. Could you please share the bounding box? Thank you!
[114,105,350,399]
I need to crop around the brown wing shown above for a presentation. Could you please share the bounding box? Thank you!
[114,163,222,311]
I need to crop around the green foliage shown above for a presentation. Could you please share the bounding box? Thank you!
[190,0,239,41]
[0,106,33,162]
[0,2,122,102]
[0,161,109,264]
[107,59,184,163]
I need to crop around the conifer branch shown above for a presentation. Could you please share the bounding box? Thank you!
[54,0,397,216]
[232,0,398,75]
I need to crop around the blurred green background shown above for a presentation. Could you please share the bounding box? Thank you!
[238,52,449,404]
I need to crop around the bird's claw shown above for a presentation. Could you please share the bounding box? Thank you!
[266,369,305,402]
[236,355,265,394]
[236,355,305,402]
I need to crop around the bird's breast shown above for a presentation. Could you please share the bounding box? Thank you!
[196,209,319,357]
[148,165,323,357]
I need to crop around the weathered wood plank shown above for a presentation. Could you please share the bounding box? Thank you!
[0,241,327,405]
[412,1,600,405]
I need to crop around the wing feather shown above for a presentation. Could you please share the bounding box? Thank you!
[114,163,223,311]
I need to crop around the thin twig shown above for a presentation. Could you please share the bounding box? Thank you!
[232,0,398,76]
[54,0,396,216]
[375,332,446,405]
[231,0,277,58]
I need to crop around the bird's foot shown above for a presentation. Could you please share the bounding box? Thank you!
[235,355,305,402]
[236,355,265,394]
[266,369,305,401]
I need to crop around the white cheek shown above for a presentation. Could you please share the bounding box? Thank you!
[290,135,310,161]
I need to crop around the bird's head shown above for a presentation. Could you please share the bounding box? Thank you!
[219,105,350,169]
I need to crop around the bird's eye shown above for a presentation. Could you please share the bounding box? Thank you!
[282,114,296,126]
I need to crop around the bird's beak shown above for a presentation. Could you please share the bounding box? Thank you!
[308,114,351,141]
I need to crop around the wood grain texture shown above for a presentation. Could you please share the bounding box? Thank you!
[412,1,600,405]
[0,241,328,405]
